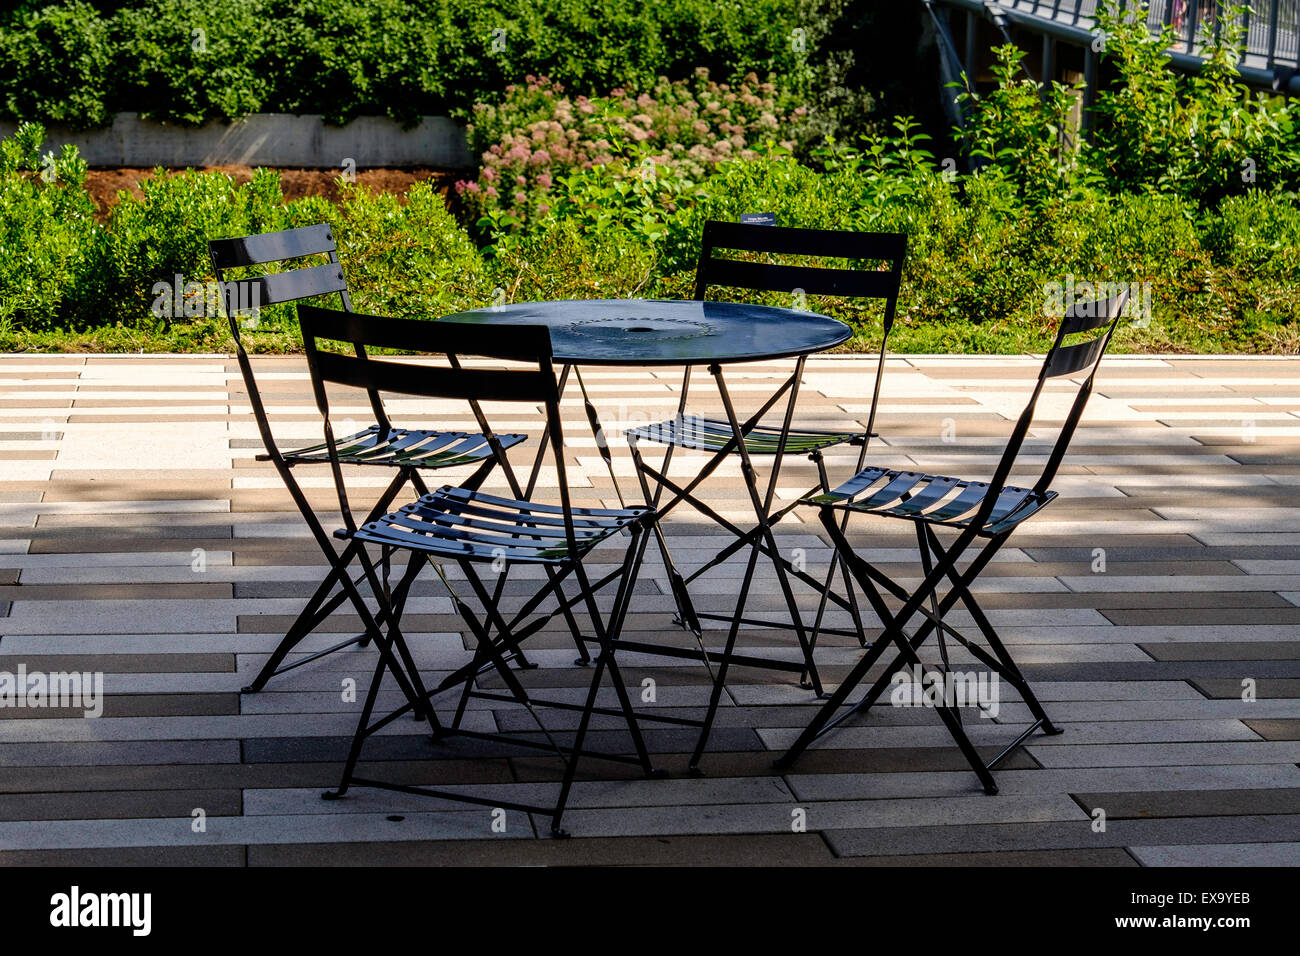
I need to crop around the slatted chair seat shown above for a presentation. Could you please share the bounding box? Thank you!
[269,426,527,468]
[776,289,1133,797]
[628,414,859,455]
[807,466,1057,536]
[349,487,648,564]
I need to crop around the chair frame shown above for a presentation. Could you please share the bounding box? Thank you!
[209,225,531,694]
[625,221,907,770]
[297,305,664,836]
[774,290,1132,793]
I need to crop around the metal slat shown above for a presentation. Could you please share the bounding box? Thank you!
[1046,334,1107,377]
[922,482,990,522]
[853,471,928,510]
[209,223,336,269]
[823,467,890,502]
[883,476,962,517]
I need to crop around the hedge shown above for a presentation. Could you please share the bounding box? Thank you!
[0,0,823,127]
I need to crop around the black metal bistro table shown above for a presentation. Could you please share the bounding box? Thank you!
[442,298,852,769]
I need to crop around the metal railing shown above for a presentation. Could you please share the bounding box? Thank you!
[969,1,1299,67]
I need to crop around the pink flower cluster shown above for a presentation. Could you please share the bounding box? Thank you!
[456,70,800,229]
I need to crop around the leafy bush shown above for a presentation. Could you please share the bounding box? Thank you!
[0,2,111,128]
[3,106,1299,355]
[954,45,1081,204]
[90,165,291,329]
[332,181,488,317]
[1203,190,1300,275]
[1089,2,1300,204]
[0,122,101,332]
[0,124,487,340]
[0,0,818,127]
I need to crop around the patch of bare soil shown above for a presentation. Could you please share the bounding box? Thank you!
[83,166,462,219]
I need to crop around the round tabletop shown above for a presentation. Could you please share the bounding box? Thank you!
[439,298,852,366]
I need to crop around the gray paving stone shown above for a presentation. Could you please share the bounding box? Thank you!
[1073,787,1300,819]
[0,788,240,821]
[1192,678,1300,698]
[4,354,1300,861]
[825,814,1300,857]
[1027,741,1300,768]
[0,808,534,850]
[0,845,244,866]
[558,793,1087,837]
[1127,842,1300,866]
[788,764,1300,802]
[1141,642,1300,661]
[1242,719,1300,740]
[248,832,838,866]
[845,847,1138,866]
[0,739,239,767]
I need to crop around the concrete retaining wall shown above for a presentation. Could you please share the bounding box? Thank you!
[0,112,475,169]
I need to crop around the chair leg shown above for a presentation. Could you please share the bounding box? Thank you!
[883,628,999,794]
[322,639,389,800]
[925,525,1063,736]
[323,599,442,800]
[629,437,702,636]
[384,549,434,721]
[688,541,762,774]
[777,509,978,771]
[576,532,658,776]
[550,651,606,838]
[246,466,415,690]
[547,536,661,836]
[773,622,897,771]
[241,559,357,692]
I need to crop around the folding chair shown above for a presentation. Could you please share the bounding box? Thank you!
[209,224,528,692]
[774,290,1131,793]
[297,305,661,837]
[625,222,905,761]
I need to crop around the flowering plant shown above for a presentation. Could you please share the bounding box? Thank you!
[457,69,804,238]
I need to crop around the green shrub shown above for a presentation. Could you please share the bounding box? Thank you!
[487,217,663,305]
[0,124,488,338]
[0,2,111,128]
[954,45,1081,205]
[2,118,1298,355]
[0,0,819,127]
[0,122,101,333]
[1089,2,1300,204]
[1203,190,1300,275]
[90,166,290,329]
[333,181,488,317]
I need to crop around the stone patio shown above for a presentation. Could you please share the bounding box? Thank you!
[1,352,1298,866]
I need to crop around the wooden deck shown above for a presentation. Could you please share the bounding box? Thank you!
[1,352,1298,866]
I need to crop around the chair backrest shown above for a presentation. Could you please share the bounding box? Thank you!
[694,220,907,325]
[208,224,392,457]
[973,288,1132,530]
[297,305,578,543]
[695,220,908,464]
[209,223,351,327]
